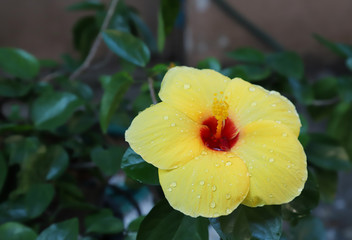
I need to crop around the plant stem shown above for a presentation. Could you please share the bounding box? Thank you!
[148,77,158,104]
[212,0,284,52]
[69,0,119,80]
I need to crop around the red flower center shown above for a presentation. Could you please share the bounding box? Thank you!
[200,117,239,151]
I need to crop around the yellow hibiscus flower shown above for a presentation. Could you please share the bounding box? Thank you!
[125,66,307,218]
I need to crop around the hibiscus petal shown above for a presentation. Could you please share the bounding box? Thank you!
[125,102,204,170]
[224,78,301,136]
[159,150,249,217]
[233,120,307,207]
[159,66,230,123]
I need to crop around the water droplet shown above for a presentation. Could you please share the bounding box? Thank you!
[180,129,184,133]
[200,180,205,186]
[184,84,190,89]
[272,103,277,107]
[163,116,169,120]
[210,202,216,208]
[226,194,231,199]
[269,194,273,198]
[170,182,177,188]
[168,188,172,192]
[212,185,217,191]
[201,151,208,155]
[269,158,274,163]
[215,163,220,167]
[288,110,292,113]
[249,166,253,169]
[226,161,232,166]
[269,149,274,153]
[191,189,194,192]
[276,120,281,124]
[287,165,291,168]
[197,194,201,199]
[210,175,214,179]
[226,208,232,214]
[249,87,255,92]
[205,169,209,173]
[170,123,176,127]
[195,156,199,160]
[282,132,287,137]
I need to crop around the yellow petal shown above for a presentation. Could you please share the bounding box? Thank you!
[233,120,307,207]
[125,102,204,170]
[159,66,230,123]
[159,149,249,217]
[224,78,301,136]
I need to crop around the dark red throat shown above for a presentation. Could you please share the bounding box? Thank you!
[200,117,239,151]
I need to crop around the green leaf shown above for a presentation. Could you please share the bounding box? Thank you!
[227,47,265,64]
[313,34,346,57]
[0,154,7,194]
[0,183,55,222]
[346,58,352,71]
[337,76,352,102]
[90,146,124,176]
[103,30,150,67]
[197,57,221,71]
[0,48,40,79]
[137,199,208,240]
[312,77,338,100]
[287,77,313,104]
[222,65,271,82]
[290,216,326,240]
[128,216,145,232]
[282,169,319,223]
[157,0,180,52]
[85,209,124,234]
[314,168,337,202]
[210,205,282,240]
[31,91,83,130]
[266,52,304,80]
[306,134,351,170]
[0,222,37,240]
[37,218,79,240]
[99,72,133,133]
[0,79,32,97]
[121,148,159,185]
[5,136,40,165]
[67,0,105,11]
[45,146,69,180]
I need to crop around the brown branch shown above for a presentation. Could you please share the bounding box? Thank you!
[148,77,158,104]
[69,0,119,80]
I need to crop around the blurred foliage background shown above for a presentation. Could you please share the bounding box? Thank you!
[0,0,352,239]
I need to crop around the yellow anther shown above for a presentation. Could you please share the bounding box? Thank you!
[212,93,229,138]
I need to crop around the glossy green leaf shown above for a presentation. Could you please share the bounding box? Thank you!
[315,168,337,202]
[73,16,99,59]
[157,0,180,52]
[0,222,37,240]
[0,48,40,79]
[282,169,319,223]
[121,148,159,185]
[313,34,346,57]
[37,218,79,240]
[197,57,221,71]
[306,134,351,170]
[227,47,265,64]
[128,216,145,232]
[148,63,169,77]
[312,77,338,100]
[99,72,133,133]
[266,52,304,80]
[0,79,32,97]
[0,153,7,194]
[103,30,150,66]
[137,199,208,240]
[85,209,124,234]
[223,65,271,82]
[90,146,124,176]
[287,77,313,104]
[31,91,83,130]
[45,145,69,180]
[67,0,105,11]
[210,205,282,240]
[290,216,326,240]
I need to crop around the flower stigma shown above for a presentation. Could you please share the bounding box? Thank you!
[201,92,239,151]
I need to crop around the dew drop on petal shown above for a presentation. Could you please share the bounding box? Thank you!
[163,116,169,120]
[201,151,208,155]
[249,87,255,92]
[269,158,274,163]
[269,194,273,198]
[215,163,220,167]
[170,123,176,127]
[276,120,281,124]
[226,161,232,166]
[170,182,177,188]
[210,202,216,208]
[184,84,190,89]
[251,102,257,107]
[272,103,277,107]
[226,208,232,214]
[226,194,231,200]
[200,180,205,186]
[191,189,194,192]
[282,132,288,137]
[168,188,172,192]
[197,195,201,199]
[212,185,217,192]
